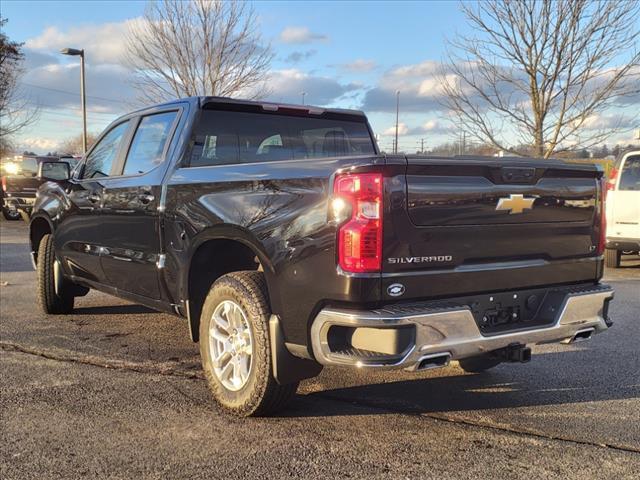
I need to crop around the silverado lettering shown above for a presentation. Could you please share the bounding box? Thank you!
[388,256,453,264]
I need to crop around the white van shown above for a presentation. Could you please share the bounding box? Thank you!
[605,149,640,267]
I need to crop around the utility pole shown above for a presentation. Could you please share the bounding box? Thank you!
[394,90,400,154]
[421,138,424,154]
[301,91,306,105]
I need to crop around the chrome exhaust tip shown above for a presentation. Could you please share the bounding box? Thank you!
[568,327,595,344]
[411,352,451,371]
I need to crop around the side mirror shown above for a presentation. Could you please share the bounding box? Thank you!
[38,161,70,181]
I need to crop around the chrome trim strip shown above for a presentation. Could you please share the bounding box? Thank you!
[381,256,599,278]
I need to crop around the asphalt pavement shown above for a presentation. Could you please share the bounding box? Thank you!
[1,218,639,479]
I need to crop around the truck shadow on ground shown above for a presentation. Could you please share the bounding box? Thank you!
[73,304,156,315]
[283,352,640,418]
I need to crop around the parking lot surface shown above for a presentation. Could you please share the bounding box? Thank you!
[1,219,639,479]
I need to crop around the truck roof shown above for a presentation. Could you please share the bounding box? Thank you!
[131,96,367,119]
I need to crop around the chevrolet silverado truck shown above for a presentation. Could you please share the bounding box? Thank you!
[29,97,614,416]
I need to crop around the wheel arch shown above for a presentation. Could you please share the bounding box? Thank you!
[29,214,55,265]
[184,226,276,342]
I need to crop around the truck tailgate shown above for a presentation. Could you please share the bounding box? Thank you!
[382,156,604,301]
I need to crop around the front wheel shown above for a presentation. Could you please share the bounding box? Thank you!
[37,234,75,314]
[2,207,21,221]
[199,271,297,417]
[605,248,621,268]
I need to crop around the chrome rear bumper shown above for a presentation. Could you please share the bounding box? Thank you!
[310,285,614,370]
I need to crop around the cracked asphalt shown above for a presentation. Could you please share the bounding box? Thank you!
[1,219,639,479]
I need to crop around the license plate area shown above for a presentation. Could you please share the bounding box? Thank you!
[469,287,565,335]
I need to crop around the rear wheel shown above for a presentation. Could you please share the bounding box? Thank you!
[604,248,621,268]
[37,234,75,314]
[199,271,297,417]
[2,207,21,221]
[458,355,502,373]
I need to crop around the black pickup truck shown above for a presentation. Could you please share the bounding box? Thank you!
[29,96,613,416]
[1,156,72,220]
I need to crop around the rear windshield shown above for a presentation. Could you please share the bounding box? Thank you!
[188,110,375,167]
[20,158,38,176]
[619,154,640,191]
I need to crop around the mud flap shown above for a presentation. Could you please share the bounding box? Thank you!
[269,315,323,385]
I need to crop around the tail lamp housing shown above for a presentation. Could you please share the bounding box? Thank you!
[597,176,607,255]
[606,167,618,192]
[332,172,383,273]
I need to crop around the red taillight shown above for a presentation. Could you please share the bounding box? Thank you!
[1,176,6,192]
[606,168,618,192]
[597,176,607,255]
[333,172,383,273]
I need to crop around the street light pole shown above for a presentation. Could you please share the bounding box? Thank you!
[394,90,400,154]
[61,48,87,154]
[79,51,87,154]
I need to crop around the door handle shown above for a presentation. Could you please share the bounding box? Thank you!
[138,193,155,205]
[88,193,101,203]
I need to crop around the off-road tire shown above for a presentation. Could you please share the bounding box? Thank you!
[605,248,621,268]
[2,207,21,221]
[199,271,298,417]
[37,234,74,314]
[458,355,502,373]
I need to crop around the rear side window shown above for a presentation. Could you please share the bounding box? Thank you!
[82,121,130,179]
[619,155,640,191]
[188,110,375,167]
[122,111,177,176]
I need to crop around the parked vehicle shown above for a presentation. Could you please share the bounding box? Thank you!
[605,149,640,267]
[29,97,614,416]
[1,156,69,220]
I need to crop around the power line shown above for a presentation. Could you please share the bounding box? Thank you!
[33,107,118,123]
[20,82,129,105]
[22,98,123,116]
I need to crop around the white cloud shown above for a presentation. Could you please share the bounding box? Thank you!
[580,113,638,131]
[381,120,452,137]
[24,19,142,66]
[362,60,450,113]
[278,26,328,44]
[267,69,361,106]
[383,123,409,136]
[22,55,135,114]
[18,137,61,152]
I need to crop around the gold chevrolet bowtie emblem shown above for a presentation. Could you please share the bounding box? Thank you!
[496,194,535,214]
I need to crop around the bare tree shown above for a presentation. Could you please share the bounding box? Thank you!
[440,0,640,158]
[60,132,98,156]
[0,17,38,156]
[125,0,273,104]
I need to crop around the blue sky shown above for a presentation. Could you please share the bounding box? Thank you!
[2,0,638,153]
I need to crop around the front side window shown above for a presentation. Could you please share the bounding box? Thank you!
[122,111,177,176]
[619,155,640,191]
[81,121,130,179]
[188,109,375,167]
